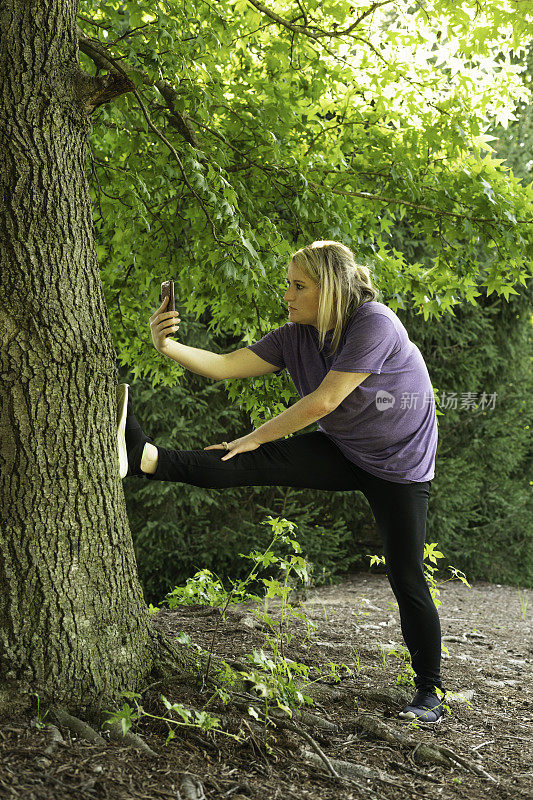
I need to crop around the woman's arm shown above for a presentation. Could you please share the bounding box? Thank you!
[206,370,371,460]
[152,296,280,379]
[252,393,328,444]
[205,392,329,460]
[160,339,227,379]
[160,341,280,380]
[251,371,371,445]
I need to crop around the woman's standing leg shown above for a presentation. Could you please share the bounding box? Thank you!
[360,478,443,695]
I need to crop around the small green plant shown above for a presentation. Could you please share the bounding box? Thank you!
[239,648,314,717]
[387,644,416,687]
[377,644,388,668]
[351,646,364,675]
[31,692,50,730]
[368,543,471,610]
[422,543,470,609]
[102,690,242,745]
[161,516,315,685]
[517,589,528,620]
[161,516,351,739]
[249,519,316,662]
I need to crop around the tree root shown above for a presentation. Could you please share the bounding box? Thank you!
[389,759,436,782]
[281,721,340,777]
[43,723,65,755]
[357,685,412,707]
[224,696,402,791]
[148,625,208,683]
[300,681,347,704]
[51,707,158,758]
[100,717,158,758]
[353,713,497,781]
[148,626,250,695]
[300,747,402,787]
[433,744,497,782]
[290,708,339,733]
[52,707,107,745]
[353,713,448,765]
[230,691,340,734]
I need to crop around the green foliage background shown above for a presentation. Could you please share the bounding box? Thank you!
[78,1,532,600]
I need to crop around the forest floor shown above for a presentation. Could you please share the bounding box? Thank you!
[1,573,531,800]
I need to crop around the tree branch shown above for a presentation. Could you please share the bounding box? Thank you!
[69,68,135,112]
[245,0,395,38]
[307,180,533,225]
[77,26,199,147]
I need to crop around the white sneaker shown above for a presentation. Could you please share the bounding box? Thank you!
[116,383,130,479]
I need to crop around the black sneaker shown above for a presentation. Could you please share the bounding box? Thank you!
[116,384,154,478]
[398,689,446,724]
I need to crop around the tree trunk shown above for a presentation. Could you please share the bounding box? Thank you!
[0,0,164,714]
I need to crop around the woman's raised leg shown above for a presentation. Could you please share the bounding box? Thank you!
[144,432,364,492]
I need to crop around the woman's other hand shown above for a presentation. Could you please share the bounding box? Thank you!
[149,295,180,352]
[204,434,262,461]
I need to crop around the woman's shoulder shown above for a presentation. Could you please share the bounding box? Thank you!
[346,301,398,329]
[275,321,318,338]
[264,321,295,336]
[355,300,395,317]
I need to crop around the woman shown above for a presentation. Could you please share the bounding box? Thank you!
[117,240,444,723]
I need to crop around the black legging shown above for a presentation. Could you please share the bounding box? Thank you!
[146,431,442,692]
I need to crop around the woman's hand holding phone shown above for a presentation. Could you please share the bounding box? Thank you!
[149,296,181,352]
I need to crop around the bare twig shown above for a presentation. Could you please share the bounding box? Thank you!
[280,720,340,778]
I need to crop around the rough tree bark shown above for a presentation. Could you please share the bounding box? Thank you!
[0,0,186,716]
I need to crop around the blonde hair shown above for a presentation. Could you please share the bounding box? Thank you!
[290,240,380,355]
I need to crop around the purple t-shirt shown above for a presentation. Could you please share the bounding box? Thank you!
[247,301,437,483]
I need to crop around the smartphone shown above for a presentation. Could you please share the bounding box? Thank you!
[160,280,175,312]
[160,281,176,339]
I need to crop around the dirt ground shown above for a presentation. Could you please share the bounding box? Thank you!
[1,573,531,800]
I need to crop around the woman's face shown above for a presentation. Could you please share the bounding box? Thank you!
[284,261,321,328]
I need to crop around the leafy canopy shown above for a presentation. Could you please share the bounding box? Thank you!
[79,0,533,397]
